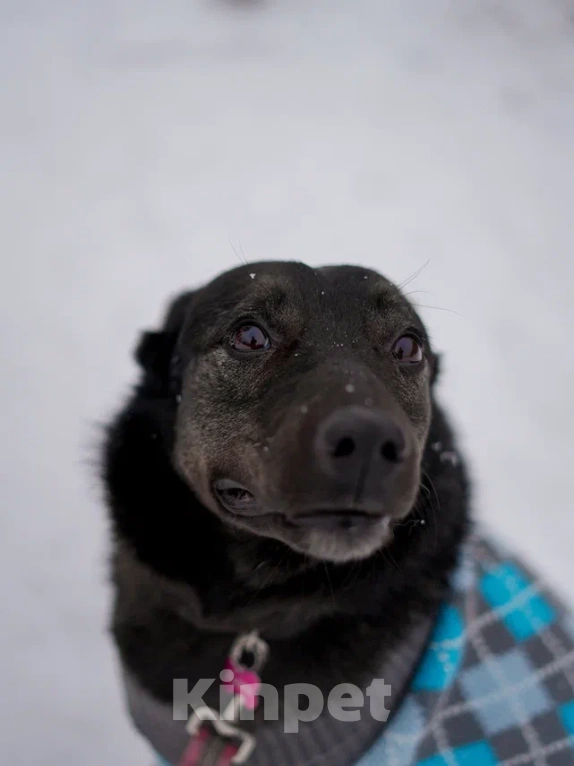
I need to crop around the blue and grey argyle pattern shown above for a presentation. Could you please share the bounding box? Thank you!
[359,535,574,766]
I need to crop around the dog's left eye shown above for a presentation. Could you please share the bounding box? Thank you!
[231,324,271,352]
[392,334,424,363]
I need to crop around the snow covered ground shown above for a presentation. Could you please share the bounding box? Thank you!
[2,1,574,763]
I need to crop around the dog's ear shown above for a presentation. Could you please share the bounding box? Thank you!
[134,291,194,396]
[430,352,442,385]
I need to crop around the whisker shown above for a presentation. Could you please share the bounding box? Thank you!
[379,546,401,572]
[340,559,361,589]
[398,259,431,291]
[242,555,286,606]
[323,562,337,608]
[421,469,441,548]
[230,241,248,266]
[402,289,433,298]
[411,302,463,318]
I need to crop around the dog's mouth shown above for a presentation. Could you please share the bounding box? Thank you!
[213,479,396,562]
[214,479,386,529]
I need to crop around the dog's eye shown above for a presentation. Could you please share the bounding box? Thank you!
[392,334,424,363]
[231,324,271,352]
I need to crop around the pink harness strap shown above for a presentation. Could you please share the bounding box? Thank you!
[177,631,268,766]
[179,725,240,766]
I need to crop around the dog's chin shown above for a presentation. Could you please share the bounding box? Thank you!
[218,507,394,563]
[281,518,394,563]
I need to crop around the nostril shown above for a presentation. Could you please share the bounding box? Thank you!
[316,406,410,478]
[333,437,356,458]
[381,440,400,463]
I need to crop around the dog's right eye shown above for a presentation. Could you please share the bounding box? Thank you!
[230,324,271,353]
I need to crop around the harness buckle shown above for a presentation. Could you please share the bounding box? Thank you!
[184,707,255,765]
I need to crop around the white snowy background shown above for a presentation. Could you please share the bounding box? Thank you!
[2,1,574,763]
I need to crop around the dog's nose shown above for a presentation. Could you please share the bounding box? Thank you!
[315,406,408,487]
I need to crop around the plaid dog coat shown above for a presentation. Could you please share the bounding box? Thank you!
[358,535,574,766]
[146,534,574,766]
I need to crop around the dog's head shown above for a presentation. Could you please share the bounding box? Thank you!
[137,262,438,564]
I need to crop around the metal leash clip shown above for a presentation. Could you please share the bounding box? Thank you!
[181,631,269,766]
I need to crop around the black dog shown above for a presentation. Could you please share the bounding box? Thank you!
[103,263,574,766]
